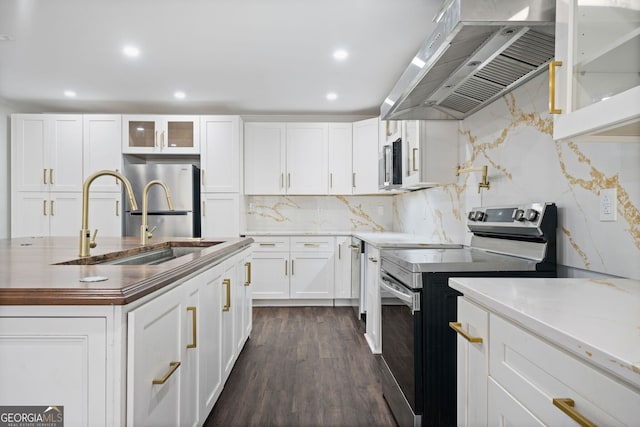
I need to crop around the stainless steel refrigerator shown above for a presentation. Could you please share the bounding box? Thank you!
[124,164,201,238]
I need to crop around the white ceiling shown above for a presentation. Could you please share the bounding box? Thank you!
[0,0,443,116]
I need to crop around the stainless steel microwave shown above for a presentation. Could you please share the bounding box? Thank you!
[379,137,403,190]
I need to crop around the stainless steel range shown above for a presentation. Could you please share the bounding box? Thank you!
[379,202,557,427]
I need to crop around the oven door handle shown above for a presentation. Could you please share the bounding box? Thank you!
[380,276,420,312]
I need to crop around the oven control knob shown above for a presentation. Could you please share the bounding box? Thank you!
[467,211,476,221]
[513,209,525,221]
[474,211,485,221]
[524,209,539,222]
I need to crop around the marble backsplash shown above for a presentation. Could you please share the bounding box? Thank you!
[393,74,640,279]
[245,195,394,232]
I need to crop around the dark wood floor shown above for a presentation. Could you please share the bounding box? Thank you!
[204,306,397,427]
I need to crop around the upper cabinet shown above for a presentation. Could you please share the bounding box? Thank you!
[12,114,84,193]
[122,115,200,154]
[552,0,640,140]
[328,123,353,195]
[352,117,380,195]
[200,116,241,193]
[401,120,459,190]
[244,123,329,195]
[83,115,123,192]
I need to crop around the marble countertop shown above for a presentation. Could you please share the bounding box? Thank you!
[243,230,456,248]
[449,277,640,390]
[0,236,253,305]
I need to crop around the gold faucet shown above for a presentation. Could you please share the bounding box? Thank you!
[140,180,174,246]
[80,170,138,257]
[456,165,490,193]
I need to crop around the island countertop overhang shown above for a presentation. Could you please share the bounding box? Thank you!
[0,236,254,305]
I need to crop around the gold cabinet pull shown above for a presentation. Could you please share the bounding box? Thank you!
[43,200,47,216]
[338,244,341,260]
[154,130,158,148]
[201,169,206,186]
[280,173,284,189]
[552,398,596,427]
[186,306,197,349]
[291,259,295,275]
[259,243,276,247]
[285,259,288,276]
[222,279,231,312]
[43,168,48,185]
[287,173,291,188]
[244,262,252,286]
[202,201,205,216]
[115,169,119,185]
[329,173,333,189]
[412,148,419,171]
[50,200,54,216]
[115,200,120,217]
[152,361,181,385]
[368,257,378,263]
[49,169,54,184]
[303,243,320,247]
[449,322,483,343]
[549,60,563,114]
[352,172,356,188]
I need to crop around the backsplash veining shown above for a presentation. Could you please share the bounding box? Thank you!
[393,73,640,279]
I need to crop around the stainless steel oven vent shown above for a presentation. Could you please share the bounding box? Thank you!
[381,0,556,120]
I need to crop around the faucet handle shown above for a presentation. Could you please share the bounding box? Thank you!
[90,229,98,248]
[147,226,157,239]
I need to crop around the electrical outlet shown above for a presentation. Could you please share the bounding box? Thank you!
[599,188,617,222]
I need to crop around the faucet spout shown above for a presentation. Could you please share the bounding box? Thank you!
[456,165,490,193]
[80,170,138,257]
[140,180,174,246]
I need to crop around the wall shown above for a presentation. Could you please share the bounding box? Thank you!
[245,195,394,232]
[0,99,15,239]
[393,74,640,279]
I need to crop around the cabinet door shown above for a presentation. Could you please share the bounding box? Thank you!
[234,254,247,354]
[11,192,50,238]
[250,251,289,299]
[83,115,122,192]
[122,115,160,154]
[220,261,236,382]
[200,116,240,192]
[0,317,107,427]
[455,297,489,427]
[352,117,380,194]
[285,123,328,194]
[364,245,381,353]
[401,120,420,186]
[199,264,224,419]
[49,193,82,237]
[488,378,544,426]
[88,193,122,237]
[201,194,240,238]
[242,252,253,340]
[47,115,84,192]
[12,114,47,192]
[244,123,286,195]
[181,278,201,427]
[127,285,185,426]
[163,115,200,154]
[290,252,334,299]
[328,123,353,195]
[334,236,352,299]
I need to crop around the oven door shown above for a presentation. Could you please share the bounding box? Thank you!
[380,271,423,427]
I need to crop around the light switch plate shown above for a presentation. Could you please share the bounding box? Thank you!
[599,188,617,221]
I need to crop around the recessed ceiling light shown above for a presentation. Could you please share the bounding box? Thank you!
[326,92,338,101]
[333,49,348,61]
[0,34,15,42]
[174,91,186,99]
[64,90,76,98]
[123,45,140,57]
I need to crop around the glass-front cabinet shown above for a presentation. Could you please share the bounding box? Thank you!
[122,115,200,154]
[552,0,640,140]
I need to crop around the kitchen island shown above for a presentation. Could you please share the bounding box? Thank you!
[0,236,254,427]
[449,277,640,426]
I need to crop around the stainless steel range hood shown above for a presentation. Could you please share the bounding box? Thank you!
[381,0,555,120]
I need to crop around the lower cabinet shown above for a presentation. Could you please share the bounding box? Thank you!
[250,236,336,301]
[201,193,240,238]
[334,236,352,299]
[364,244,381,353]
[453,295,640,427]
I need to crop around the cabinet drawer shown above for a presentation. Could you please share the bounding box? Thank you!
[489,314,640,426]
[251,236,290,252]
[291,236,334,252]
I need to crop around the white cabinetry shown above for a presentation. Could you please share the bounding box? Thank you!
[334,236,352,299]
[364,244,381,353]
[83,115,123,192]
[328,124,353,194]
[220,260,236,382]
[251,236,335,302]
[552,0,640,140]
[200,116,241,193]
[122,115,200,154]
[244,123,287,195]
[201,193,240,238]
[401,120,459,190]
[285,123,329,194]
[0,313,108,427]
[352,117,380,194]
[12,192,82,238]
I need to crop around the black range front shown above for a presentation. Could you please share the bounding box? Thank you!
[379,202,557,427]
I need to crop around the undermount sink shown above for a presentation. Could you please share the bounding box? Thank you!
[56,241,223,266]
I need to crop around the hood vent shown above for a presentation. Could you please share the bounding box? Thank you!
[381,0,556,120]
